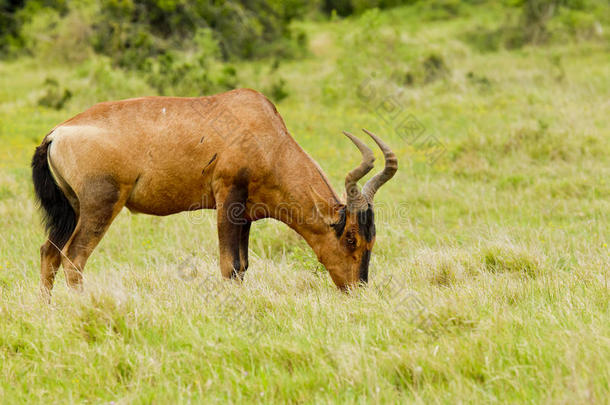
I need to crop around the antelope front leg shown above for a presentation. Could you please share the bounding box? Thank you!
[216,184,248,280]
[238,221,251,279]
[217,211,242,279]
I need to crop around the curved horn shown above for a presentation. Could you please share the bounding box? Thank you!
[361,129,398,202]
[343,131,375,212]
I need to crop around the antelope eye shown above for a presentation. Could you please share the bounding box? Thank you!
[344,231,357,248]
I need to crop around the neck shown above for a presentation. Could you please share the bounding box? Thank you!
[261,137,342,263]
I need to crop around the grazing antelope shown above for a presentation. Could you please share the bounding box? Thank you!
[32,89,397,295]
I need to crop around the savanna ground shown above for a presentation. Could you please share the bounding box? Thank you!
[1,3,609,404]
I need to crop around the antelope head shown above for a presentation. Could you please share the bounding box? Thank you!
[311,129,398,289]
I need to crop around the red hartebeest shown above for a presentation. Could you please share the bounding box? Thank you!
[32,89,397,296]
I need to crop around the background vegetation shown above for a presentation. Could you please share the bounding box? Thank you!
[0,0,609,403]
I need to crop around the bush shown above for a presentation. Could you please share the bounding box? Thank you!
[321,0,420,16]
[91,0,309,65]
[3,0,312,64]
[551,7,605,40]
[392,53,451,87]
[2,0,315,95]
[464,0,609,52]
[413,0,466,21]
[422,54,450,83]
[37,77,72,109]
[0,0,25,55]
[267,77,289,102]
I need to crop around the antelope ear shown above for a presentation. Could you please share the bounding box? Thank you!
[330,205,347,238]
[308,185,342,226]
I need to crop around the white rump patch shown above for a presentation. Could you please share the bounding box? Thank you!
[48,125,106,141]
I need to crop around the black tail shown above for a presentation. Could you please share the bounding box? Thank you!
[31,138,77,249]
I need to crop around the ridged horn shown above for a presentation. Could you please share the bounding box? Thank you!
[343,131,375,212]
[361,129,398,202]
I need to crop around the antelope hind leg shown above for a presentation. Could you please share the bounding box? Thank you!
[39,239,62,298]
[60,176,128,289]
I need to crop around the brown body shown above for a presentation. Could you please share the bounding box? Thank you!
[33,89,397,295]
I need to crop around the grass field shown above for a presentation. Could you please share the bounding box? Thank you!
[1,4,609,403]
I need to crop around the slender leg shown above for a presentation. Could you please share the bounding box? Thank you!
[60,177,127,289]
[217,207,245,280]
[40,239,62,297]
[216,181,248,280]
[238,221,251,279]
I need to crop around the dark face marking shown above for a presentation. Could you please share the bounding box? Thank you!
[359,249,371,283]
[357,207,375,282]
[357,206,375,242]
[330,205,375,284]
[332,205,375,242]
[331,206,347,238]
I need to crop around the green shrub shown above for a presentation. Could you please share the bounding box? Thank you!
[0,0,25,55]
[422,54,450,83]
[37,77,72,110]
[393,53,452,87]
[267,77,289,103]
[552,8,604,40]
[464,0,610,52]
[141,29,238,96]
[91,0,309,64]
[322,0,418,16]
[414,0,466,20]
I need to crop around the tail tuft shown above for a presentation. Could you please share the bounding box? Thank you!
[31,138,76,249]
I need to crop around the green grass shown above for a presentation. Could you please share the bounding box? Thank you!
[1,5,609,403]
